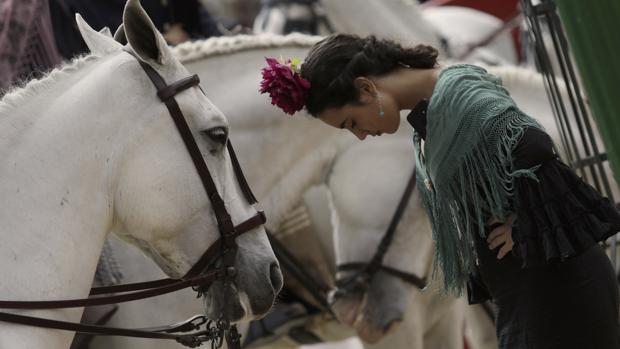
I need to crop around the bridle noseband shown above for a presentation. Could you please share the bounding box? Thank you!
[0,51,266,349]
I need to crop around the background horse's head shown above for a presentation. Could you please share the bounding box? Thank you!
[327,128,436,344]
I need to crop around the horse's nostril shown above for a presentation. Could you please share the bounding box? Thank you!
[202,126,228,146]
[270,263,284,294]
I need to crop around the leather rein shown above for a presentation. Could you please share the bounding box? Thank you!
[0,51,266,348]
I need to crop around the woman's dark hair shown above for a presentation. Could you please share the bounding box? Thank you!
[300,34,439,116]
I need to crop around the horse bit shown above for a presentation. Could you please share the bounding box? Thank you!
[0,50,267,348]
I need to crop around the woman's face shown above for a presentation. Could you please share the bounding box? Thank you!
[318,91,400,141]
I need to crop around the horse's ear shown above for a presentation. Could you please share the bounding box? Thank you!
[99,26,112,38]
[114,24,127,45]
[122,0,171,66]
[75,14,122,55]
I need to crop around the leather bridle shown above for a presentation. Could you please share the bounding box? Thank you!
[267,165,428,324]
[0,51,266,348]
[332,167,427,301]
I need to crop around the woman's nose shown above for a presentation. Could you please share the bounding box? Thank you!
[353,129,367,140]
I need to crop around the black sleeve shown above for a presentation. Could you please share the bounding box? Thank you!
[512,127,556,170]
[509,127,620,268]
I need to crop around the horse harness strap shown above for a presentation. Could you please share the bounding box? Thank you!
[335,166,428,298]
[266,231,336,317]
[0,209,266,309]
[0,312,223,347]
[337,263,426,290]
[0,51,266,348]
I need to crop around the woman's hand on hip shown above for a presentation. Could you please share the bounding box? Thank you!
[487,213,516,259]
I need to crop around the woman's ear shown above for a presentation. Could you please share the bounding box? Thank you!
[353,77,377,104]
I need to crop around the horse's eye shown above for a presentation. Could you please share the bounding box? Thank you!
[201,126,228,146]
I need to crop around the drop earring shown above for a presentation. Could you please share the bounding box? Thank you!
[377,95,385,118]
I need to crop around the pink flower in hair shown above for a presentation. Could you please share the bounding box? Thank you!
[259,57,311,115]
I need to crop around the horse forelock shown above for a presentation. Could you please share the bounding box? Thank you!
[0,54,102,116]
[172,33,323,64]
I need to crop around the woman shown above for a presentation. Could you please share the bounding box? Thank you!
[259,33,620,348]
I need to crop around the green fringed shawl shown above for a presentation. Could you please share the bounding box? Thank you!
[413,64,544,294]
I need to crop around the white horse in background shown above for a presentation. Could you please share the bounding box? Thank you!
[255,0,518,65]
[324,0,519,64]
[327,122,467,348]
[255,0,442,50]
[0,3,283,348]
[420,5,519,65]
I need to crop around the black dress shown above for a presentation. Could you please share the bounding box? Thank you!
[408,100,620,349]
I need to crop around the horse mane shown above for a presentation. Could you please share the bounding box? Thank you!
[0,54,101,116]
[486,65,544,88]
[172,33,322,63]
[486,64,571,100]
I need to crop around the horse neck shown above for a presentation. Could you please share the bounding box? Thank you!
[0,53,138,303]
[321,0,442,48]
[232,116,352,231]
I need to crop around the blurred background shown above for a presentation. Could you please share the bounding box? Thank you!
[0,0,526,92]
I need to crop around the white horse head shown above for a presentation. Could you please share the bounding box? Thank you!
[327,123,456,345]
[0,2,281,347]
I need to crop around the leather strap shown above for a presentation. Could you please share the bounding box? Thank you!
[227,141,258,205]
[184,211,266,278]
[0,273,221,309]
[0,211,265,309]
[337,263,426,290]
[0,311,223,348]
[267,231,335,316]
[157,75,200,101]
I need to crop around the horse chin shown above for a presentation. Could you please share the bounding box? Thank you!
[331,291,366,327]
[356,317,402,344]
[202,282,248,322]
[331,288,405,344]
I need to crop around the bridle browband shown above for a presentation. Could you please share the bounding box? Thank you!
[0,51,266,348]
[333,166,427,301]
